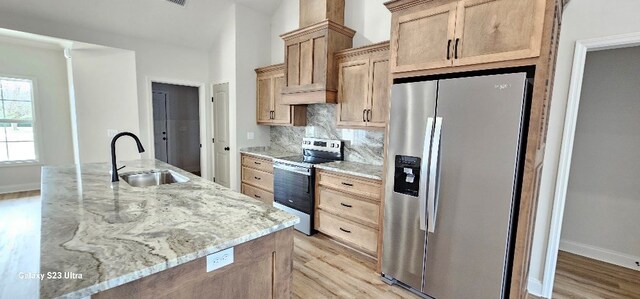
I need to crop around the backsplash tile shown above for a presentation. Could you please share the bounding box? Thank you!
[270,105,385,166]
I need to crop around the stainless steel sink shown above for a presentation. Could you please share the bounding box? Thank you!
[119,169,190,187]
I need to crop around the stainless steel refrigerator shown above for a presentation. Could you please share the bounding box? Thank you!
[381,73,531,299]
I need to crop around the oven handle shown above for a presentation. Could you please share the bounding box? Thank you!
[273,163,311,176]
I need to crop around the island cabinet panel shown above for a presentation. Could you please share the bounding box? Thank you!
[280,20,355,105]
[93,228,294,299]
[387,0,546,75]
[315,169,383,260]
[255,64,307,126]
[240,153,275,205]
[336,42,390,129]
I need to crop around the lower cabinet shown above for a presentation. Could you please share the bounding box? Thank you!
[240,154,274,205]
[93,228,293,299]
[315,169,382,258]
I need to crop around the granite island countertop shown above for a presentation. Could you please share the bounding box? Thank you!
[314,161,383,181]
[39,159,299,299]
[239,146,299,160]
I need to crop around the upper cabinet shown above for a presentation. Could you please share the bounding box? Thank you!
[255,64,306,126]
[280,21,355,105]
[387,0,546,75]
[336,42,390,129]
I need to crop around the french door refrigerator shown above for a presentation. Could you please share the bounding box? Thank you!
[381,73,531,299]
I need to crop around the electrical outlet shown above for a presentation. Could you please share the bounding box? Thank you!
[206,247,234,272]
[247,132,255,140]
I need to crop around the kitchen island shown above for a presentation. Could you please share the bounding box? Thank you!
[39,160,298,298]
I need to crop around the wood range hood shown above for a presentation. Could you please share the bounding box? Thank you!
[280,0,355,105]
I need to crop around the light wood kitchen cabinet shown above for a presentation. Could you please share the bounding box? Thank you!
[315,169,382,258]
[299,0,345,27]
[240,153,274,205]
[255,64,306,126]
[280,20,355,105]
[387,0,546,74]
[336,42,390,129]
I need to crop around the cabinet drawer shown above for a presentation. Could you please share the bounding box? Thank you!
[318,187,379,228]
[317,171,381,200]
[316,210,378,255]
[241,167,273,192]
[242,183,274,205]
[241,155,273,173]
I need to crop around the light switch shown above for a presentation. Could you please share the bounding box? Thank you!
[247,132,255,140]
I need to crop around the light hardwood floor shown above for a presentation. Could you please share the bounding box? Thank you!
[293,232,419,299]
[553,251,640,299]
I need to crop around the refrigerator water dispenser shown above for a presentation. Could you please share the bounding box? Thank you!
[393,155,421,197]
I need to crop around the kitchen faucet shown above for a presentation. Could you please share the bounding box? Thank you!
[111,132,145,182]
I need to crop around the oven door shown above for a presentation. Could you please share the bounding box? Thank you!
[273,163,314,215]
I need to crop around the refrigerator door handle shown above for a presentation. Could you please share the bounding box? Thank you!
[419,117,434,231]
[427,117,443,233]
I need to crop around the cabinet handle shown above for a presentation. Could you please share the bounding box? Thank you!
[340,203,353,208]
[339,227,352,233]
[254,176,261,180]
[367,109,372,122]
[446,39,452,60]
[341,182,354,187]
[254,161,261,165]
[362,109,366,122]
[254,194,261,198]
[454,38,460,59]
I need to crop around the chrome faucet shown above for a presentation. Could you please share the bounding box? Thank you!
[111,132,145,182]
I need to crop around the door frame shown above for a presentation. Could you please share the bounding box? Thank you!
[145,77,210,180]
[541,32,640,298]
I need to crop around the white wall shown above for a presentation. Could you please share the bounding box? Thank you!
[0,39,73,193]
[270,0,299,64]
[210,4,272,191]
[234,4,272,190]
[529,0,640,294]
[0,11,212,176]
[70,44,140,163]
[560,46,640,264]
[270,0,391,64]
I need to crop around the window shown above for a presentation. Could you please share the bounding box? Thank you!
[0,77,37,163]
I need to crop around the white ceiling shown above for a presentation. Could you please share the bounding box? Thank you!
[0,0,282,50]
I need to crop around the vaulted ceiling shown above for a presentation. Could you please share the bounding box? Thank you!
[0,0,282,50]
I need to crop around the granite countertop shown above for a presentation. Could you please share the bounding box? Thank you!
[39,160,299,299]
[239,146,299,160]
[314,161,384,181]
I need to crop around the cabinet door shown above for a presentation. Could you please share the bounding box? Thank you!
[367,58,390,128]
[453,0,545,66]
[392,2,457,73]
[337,60,369,127]
[256,76,272,124]
[271,74,292,125]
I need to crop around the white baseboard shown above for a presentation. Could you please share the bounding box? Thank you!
[527,277,543,297]
[560,240,640,271]
[0,183,40,195]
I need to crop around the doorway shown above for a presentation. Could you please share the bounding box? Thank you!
[151,82,201,176]
[544,34,640,298]
[212,83,230,188]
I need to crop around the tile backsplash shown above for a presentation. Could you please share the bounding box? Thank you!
[270,104,385,166]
